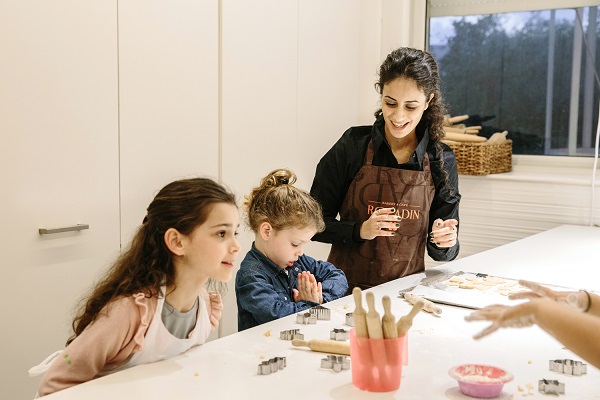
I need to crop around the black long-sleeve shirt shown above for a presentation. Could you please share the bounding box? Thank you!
[310,117,461,262]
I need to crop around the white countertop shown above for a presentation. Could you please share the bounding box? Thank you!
[45,225,600,399]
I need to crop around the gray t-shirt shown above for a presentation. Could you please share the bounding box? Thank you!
[161,297,199,339]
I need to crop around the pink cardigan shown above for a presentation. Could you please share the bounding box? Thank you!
[38,290,214,397]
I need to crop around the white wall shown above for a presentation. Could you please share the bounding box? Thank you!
[0,2,120,399]
[448,156,600,261]
[118,0,220,244]
[220,0,384,336]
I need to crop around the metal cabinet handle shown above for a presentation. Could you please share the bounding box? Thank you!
[39,224,90,235]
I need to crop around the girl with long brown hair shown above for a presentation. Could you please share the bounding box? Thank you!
[34,178,240,396]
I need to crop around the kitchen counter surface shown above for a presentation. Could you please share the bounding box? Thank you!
[44,224,600,399]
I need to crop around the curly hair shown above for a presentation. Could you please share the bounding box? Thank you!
[244,169,325,233]
[67,178,236,345]
[374,47,451,187]
[374,47,446,143]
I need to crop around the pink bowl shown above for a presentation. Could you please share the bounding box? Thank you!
[449,364,513,398]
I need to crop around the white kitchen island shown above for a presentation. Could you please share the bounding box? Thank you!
[43,225,600,399]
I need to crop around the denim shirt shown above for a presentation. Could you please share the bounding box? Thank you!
[235,243,348,331]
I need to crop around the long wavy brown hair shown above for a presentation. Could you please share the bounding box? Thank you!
[67,178,236,345]
[374,47,446,141]
[374,47,449,185]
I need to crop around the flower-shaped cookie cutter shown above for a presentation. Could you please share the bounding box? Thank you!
[330,328,349,341]
[538,379,565,395]
[280,329,304,340]
[549,359,587,376]
[257,357,286,375]
[296,312,317,325]
[320,355,350,372]
[311,305,331,320]
[345,312,354,326]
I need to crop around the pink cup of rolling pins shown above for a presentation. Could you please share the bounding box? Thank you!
[349,328,408,392]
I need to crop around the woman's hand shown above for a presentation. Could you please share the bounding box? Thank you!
[293,271,323,304]
[509,280,590,312]
[464,300,543,339]
[360,207,401,240]
[429,218,458,248]
[207,292,223,330]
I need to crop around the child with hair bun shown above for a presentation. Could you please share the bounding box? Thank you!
[235,169,348,331]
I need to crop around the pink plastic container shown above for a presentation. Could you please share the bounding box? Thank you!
[449,364,513,398]
[349,328,408,392]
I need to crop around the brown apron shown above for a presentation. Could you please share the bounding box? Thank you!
[328,139,435,290]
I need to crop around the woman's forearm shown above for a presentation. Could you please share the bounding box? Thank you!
[534,300,600,369]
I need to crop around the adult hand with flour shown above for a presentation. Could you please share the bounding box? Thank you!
[465,287,600,369]
[509,280,591,312]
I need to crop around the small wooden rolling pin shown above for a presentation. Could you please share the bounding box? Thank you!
[382,295,400,365]
[397,300,425,336]
[381,295,398,339]
[353,287,369,338]
[291,338,350,356]
[404,292,442,315]
[365,291,388,377]
[365,292,383,340]
[447,114,469,125]
[444,131,487,143]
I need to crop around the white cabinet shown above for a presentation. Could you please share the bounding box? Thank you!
[0,2,221,397]
[118,0,219,242]
[0,1,383,397]
[220,0,380,336]
[0,2,120,399]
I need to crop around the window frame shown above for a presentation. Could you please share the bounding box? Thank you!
[425,0,600,167]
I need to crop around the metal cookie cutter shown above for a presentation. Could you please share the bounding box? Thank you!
[257,357,286,375]
[330,328,349,341]
[311,305,331,320]
[320,355,350,372]
[538,379,565,395]
[345,312,354,327]
[296,311,317,325]
[280,329,304,340]
[549,359,587,376]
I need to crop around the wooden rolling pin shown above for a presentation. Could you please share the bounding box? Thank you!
[444,131,487,143]
[487,130,508,144]
[443,126,467,134]
[448,114,469,124]
[365,292,388,378]
[352,287,369,338]
[291,338,350,356]
[440,139,461,146]
[397,300,424,336]
[381,295,398,339]
[365,292,383,340]
[404,293,442,315]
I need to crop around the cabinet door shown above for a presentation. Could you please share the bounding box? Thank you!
[118,0,219,243]
[221,0,377,337]
[0,2,119,399]
[221,0,299,337]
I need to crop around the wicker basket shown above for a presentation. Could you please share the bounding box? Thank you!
[447,140,512,176]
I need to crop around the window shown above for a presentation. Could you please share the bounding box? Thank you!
[428,2,599,156]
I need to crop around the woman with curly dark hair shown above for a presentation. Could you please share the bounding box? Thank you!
[310,47,461,292]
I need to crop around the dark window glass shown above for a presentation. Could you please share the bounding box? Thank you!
[429,7,600,156]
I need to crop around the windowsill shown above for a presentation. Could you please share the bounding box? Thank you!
[459,154,600,186]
